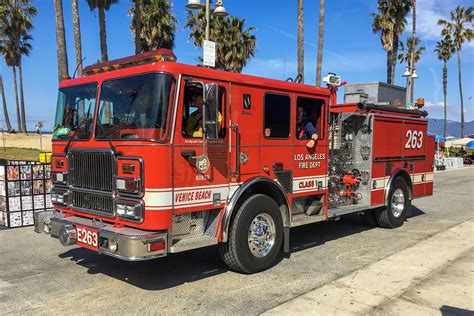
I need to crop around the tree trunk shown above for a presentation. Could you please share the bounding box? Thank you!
[409,0,416,105]
[0,73,13,131]
[72,0,83,78]
[443,62,447,138]
[19,58,27,133]
[297,0,304,83]
[390,34,400,85]
[98,5,108,62]
[386,50,392,84]
[54,0,69,82]
[316,0,325,86]
[457,49,464,138]
[12,66,21,132]
[134,0,142,54]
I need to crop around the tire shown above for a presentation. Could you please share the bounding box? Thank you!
[375,177,410,228]
[360,209,378,226]
[219,194,283,274]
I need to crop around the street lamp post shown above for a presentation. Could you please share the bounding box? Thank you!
[186,0,229,42]
[403,66,418,108]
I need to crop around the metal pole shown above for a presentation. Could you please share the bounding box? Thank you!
[405,72,411,108]
[410,0,416,105]
[205,0,210,41]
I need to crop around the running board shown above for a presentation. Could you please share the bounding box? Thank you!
[291,213,326,227]
[328,204,369,218]
[169,235,218,253]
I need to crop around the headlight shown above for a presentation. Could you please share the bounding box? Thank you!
[116,201,143,221]
[52,172,67,184]
[51,190,68,206]
[116,178,141,194]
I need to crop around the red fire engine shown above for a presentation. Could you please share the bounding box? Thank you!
[41,49,434,273]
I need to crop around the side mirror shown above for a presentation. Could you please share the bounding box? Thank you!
[204,83,219,139]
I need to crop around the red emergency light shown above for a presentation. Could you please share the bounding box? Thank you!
[83,48,177,76]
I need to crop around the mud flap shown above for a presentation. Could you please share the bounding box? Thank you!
[283,226,291,258]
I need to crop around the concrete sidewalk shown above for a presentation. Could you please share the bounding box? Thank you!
[264,220,473,315]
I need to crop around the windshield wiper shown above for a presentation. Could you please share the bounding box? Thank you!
[63,130,77,154]
[108,140,123,157]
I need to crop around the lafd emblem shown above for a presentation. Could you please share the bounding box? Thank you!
[196,155,210,173]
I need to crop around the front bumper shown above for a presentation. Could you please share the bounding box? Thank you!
[49,216,167,261]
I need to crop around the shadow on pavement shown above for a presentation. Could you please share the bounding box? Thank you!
[440,305,474,316]
[58,205,427,291]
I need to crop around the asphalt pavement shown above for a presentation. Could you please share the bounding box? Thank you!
[0,167,473,315]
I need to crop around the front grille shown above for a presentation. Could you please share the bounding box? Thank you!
[69,151,114,192]
[72,191,115,216]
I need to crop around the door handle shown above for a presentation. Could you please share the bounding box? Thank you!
[181,150,196,162]
[231,124,240,177]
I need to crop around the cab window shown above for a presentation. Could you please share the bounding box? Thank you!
[181,82,226,138]
[295,97,323,140]
[264,93,291,139]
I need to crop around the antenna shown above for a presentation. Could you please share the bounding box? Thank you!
[73,57,87,79]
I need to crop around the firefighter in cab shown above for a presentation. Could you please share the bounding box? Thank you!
[185,91,222,137]
[296,105,319,148]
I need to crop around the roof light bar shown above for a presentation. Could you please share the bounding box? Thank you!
[83,48,177,76]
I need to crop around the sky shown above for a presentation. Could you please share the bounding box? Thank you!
[1,0,473,131]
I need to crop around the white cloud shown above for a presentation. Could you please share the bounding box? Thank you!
[406,0,474,48]
[425,100,444,108]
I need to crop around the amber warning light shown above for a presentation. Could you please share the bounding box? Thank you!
[83,48,177,76]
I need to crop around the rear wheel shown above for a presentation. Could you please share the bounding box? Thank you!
[375,178,410,228]
[219,194,283,273]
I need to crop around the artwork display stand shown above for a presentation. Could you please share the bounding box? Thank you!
[0,159,53,228]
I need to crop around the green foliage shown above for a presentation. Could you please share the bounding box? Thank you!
[0,0,37,67]
[129,0,177,51]
[397,37,425,66]
[371,0,412,52]
[86,0,118,11]
[434,36,455,63]
[185,5,256,73]
[438,6,473,51]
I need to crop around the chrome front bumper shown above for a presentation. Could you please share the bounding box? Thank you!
[49,216,167,261]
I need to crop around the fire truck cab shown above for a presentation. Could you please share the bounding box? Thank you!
[43,49,434,273]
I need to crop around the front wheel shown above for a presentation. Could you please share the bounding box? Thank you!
[375,177,410,228]
[219,194,283,273]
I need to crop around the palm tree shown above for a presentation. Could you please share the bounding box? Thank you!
[0,40,21,132]
[72,0,83,77]
[87,0,118,62]
[398,37,424,109]
[372,0,412,85]
[315,0,324,86]
[54,0,69,82]
[132,0,142,54]
[0,0,37,133]
[398,37,425,69]
[0,72,13,132]
[434,37,455,137]
[297,0,304,82]
[438,6,473,138]
[185,8,256,73]
[129,0,177,53]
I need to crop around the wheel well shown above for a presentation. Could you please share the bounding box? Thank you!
[385,169,413,206]
[244,181,290,226]
[222,178,290,242]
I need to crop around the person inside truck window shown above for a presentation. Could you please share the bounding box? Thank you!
[183,90,222,138]
[296,105,318,148]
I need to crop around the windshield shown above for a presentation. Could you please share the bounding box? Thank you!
[95,73,175,141]
[53,84,97,140]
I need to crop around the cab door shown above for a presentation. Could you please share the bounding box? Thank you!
[292,95,329,218]
[172,76,230,213]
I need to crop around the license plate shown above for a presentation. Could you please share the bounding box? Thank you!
[76,225,99,251]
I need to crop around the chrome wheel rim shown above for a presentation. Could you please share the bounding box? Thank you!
[248,213,276,258]
[391,188,405,217]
